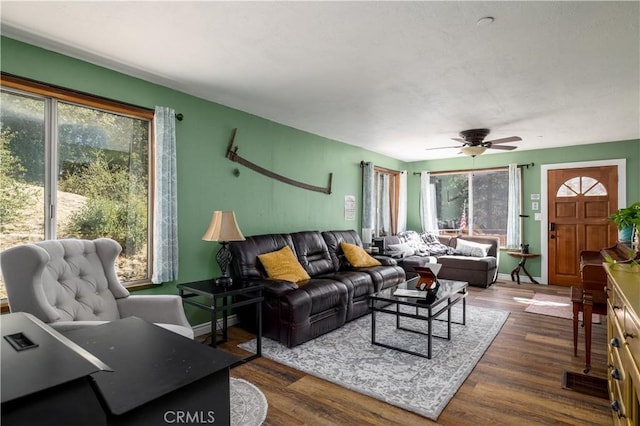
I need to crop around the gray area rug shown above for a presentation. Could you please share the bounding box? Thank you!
[240,304,508,420]
[230,378,267,426]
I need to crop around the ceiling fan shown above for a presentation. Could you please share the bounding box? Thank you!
[431,128,522,157]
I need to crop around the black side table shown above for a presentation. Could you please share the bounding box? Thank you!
[178,280,263,368]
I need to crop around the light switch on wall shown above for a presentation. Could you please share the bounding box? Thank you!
[531,202,539,211]
[534,213,542,221]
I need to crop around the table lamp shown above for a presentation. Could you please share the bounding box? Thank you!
[202,211,245,286]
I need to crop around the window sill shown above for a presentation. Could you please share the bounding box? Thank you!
[126,281,156,292]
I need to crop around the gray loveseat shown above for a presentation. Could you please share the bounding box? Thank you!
[380,231,499,288]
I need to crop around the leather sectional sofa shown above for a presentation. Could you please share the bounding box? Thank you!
[230,230,405,347]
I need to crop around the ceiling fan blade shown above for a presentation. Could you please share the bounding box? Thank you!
[487,144,517,151]
[486,136,522,145]
[450,137,465,143]
[426,145,463,151]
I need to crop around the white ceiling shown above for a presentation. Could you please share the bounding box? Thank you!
[1,1,639,161]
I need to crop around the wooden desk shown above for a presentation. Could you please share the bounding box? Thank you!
[1,313,109,426]
[65,317,238,425]
[508,252,540,284]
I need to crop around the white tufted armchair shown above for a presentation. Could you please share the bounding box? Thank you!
[1,238,194,339]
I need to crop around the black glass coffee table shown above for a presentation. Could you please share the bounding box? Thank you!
[369,277,468,359]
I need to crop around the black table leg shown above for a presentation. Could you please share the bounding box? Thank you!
[371,308,377,345]
[510,256,540,285]
[520,261,540,284]
[462,292,467,325]
[256,297,262,358]
[511,262,522,284]
[210,300,218,347]
[427,306,433,359]
[222,297,228,342]
[447,298,452,340]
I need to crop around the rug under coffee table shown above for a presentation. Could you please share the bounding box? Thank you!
[370,277,468,359]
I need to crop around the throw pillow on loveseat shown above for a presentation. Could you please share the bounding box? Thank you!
[381,231,444,278]
[381,231,499,287]
[434,235,500,288]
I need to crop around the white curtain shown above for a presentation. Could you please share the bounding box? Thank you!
[420,171,438,232]
[380,174,390,235]
[396,171,408,232]
[152,106,179,283]
[506,163,521,249]
[362,162,375,232]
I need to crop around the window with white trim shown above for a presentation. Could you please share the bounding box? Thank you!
[430,168,510,246]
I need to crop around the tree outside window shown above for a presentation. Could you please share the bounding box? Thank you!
[0,79,152,300]
[432,169,509,246]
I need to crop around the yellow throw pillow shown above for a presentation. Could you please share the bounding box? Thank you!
[340,242,381,268]
[258,246,310,283]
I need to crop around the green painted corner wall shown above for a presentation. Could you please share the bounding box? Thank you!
[0,37,405,324]
[2,36,638,324]
[407,140,640,281]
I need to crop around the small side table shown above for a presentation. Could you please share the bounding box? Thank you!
[178,280,263,368]
[508,252,540,284]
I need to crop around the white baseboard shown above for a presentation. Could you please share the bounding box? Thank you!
[497,272,511,282]
[192,314,240,338]
[497,272,545,285]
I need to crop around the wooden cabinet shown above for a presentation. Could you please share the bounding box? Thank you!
[605,264,640,425]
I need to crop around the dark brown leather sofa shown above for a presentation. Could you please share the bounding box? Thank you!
[230,230,405,347]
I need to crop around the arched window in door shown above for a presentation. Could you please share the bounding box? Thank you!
[556,176,607,197]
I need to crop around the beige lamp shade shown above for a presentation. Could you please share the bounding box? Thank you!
[202,211,245,242]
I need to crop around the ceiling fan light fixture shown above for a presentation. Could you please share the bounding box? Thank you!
[460,145,487,157]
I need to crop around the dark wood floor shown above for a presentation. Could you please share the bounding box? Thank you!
[218,281,612,425]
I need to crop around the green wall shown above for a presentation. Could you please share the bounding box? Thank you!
[2,36,638,325]
[407,140,640,280]
[0,37,404,324]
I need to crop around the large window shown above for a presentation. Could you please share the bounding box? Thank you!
[374,167,401,236]
[431,168,510,246]
[0,76,153,300]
